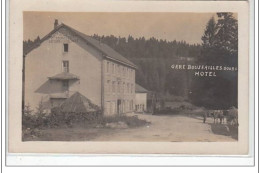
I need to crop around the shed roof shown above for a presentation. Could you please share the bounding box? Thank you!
[25,23,137,69]
[48,72,79,80]
[135,83,149,93]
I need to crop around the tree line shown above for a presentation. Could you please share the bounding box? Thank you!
[23,36,40,55]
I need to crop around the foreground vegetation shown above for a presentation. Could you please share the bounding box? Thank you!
[22,105,150,141]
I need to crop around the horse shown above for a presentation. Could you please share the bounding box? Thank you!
[212,110,224,124]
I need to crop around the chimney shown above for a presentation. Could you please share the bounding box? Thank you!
[54,19,58,29]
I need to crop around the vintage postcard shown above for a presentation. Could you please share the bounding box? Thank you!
[8,0,250,154]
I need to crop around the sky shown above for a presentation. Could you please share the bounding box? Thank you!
[24,12,217,44]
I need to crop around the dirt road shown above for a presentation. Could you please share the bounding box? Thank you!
[29,114,237,141]
[92,114,236,142]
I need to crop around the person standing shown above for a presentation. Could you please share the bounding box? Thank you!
[203,110,208,123]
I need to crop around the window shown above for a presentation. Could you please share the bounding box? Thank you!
[62,61,69,73]
[107,62,110,73]
[107,80,110,93]
[127,83,130,93]
[112,81,116,93]
[117,82,120,93]
[62,81,69,91]
[112,63,115,74]
[64,44,69,52]
[122,82,125,93]
[117,65,120,74]
[131,84,133,93]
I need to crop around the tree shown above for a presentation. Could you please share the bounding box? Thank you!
[190,13,238,109]
[215,13,238,56]
[201,17,217,51]
[200,13,238,65]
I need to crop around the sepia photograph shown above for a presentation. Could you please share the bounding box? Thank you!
[22,12,239,142]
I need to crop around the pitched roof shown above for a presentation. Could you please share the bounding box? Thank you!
[135,83,149,93]
[59,92,100,113]
[25,23,137,69]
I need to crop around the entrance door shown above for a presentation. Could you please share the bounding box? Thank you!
[117,99,121,115]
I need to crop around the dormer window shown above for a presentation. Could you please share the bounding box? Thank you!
[64,44,69,52]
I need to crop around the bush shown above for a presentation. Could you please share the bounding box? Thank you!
[23,102,149,129]
[22,103,102,128]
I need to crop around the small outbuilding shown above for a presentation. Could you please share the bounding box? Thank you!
[57,92,100,114]
[135,84,149,113]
